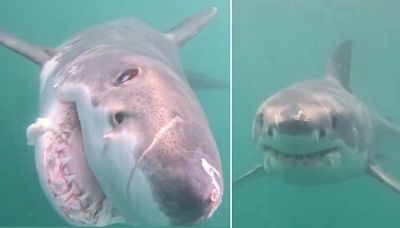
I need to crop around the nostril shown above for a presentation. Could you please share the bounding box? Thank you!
[113,112,124,125]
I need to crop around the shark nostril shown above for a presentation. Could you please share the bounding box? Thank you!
[113,112,124,125]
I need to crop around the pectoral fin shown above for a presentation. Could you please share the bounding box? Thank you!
[233,164,265,188]
[368,162,400,193]
[370,112,400,189]
[0,29,54,65]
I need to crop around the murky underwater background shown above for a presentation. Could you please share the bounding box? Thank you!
[233,0,400,228]
[0,0,229,226]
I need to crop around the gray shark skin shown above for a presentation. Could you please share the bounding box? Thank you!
[236,41,400,194]
[0,8,223,226]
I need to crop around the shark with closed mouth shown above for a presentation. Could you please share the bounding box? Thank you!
[236,41,400,193]
[0,8,223,226]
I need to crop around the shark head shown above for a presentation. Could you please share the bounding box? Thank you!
[252,41,374,184]
[42,8,222,226]
[76,53,222,225]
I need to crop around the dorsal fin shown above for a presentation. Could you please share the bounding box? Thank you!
[165,7,217,47]
[0,30,54,65]
[326,40,352,91]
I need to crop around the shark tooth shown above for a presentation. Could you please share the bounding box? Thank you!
[60,188,74,203]
[59,156,71,168]
[78,192,90,202]
[64,173,77,184]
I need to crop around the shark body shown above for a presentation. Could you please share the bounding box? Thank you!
[1,8,223,226]
[236,41,400,194]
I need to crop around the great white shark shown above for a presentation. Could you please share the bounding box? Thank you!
[0,8,223,226]
[236,41,400,193]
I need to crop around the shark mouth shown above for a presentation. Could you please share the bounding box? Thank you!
[262,145,341,166]
[29,102,123,226]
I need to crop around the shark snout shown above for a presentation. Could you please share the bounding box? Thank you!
[155,151,222,225]
[108,113,223,225]
[163,171,222,225]
[254,108,331,140]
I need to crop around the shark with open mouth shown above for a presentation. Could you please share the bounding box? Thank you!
[236,41,400,193]
[0,7,223,226]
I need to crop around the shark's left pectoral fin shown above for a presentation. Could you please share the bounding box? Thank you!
[233,164,265,188]
[368,162,400,194]
[372,113,400,161]
[185,70,229,90]
[165,7,217,47]
[369,113,400,193]
[0,30,54,65]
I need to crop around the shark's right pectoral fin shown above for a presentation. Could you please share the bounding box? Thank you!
[233,164,265,188]
[0,30,54,65]
[368,162,400,194]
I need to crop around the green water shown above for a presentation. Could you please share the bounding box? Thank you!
[233,0,400,228]
[0,0,229,226]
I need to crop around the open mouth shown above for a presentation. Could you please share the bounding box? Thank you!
[263,145,340,165]
[36,102,121,225]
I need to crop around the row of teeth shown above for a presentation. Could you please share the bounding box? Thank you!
[44,106,103,225]
[265,147,340,165]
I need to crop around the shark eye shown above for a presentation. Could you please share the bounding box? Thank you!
[113,68,139,86]
[112,112,125,126]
